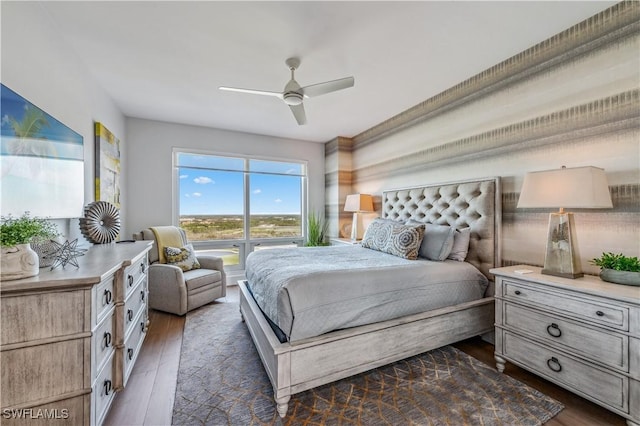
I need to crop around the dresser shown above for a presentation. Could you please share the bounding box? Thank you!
[0,241,152,425]
[492,265,640,426]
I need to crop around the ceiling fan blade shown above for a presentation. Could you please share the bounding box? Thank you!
[219,86,283,99]
[301,76,354,98]
[289,103,306,125]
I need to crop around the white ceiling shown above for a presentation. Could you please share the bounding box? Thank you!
[39,1,617,143]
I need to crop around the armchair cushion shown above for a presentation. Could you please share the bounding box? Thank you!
[164,244,201,272]
[183,268,223,292]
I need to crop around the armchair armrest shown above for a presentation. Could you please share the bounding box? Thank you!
[148,263,188,314]
[197,255,226,284]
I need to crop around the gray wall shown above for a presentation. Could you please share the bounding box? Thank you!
[327,2,640,275]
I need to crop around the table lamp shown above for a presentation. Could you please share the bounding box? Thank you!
[517,166,612,278]
[344,194,374,241]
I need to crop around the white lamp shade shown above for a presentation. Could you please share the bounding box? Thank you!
[517,166,613,209]
[344,194,374,212]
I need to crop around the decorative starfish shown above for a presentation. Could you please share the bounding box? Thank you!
[49,239,87,270]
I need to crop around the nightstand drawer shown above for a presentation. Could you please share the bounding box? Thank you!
[503,280,627,330]
[503,332,628,413]
[503,303,627,371]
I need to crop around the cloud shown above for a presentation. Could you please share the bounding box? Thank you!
[179,174,188,179]
[274,198,282,203]
[253,189,262,194]
[192,192,202,197]
[193,176,213,184]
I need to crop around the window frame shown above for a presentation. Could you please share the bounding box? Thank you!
[172,148,308,272]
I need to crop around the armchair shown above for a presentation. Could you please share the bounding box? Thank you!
[133,227,226,315]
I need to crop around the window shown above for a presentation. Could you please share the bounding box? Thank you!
[174,151,306,271]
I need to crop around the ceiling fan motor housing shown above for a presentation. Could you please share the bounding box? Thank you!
[283,91,303,105]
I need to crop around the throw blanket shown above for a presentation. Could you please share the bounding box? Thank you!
[151,226,184,264]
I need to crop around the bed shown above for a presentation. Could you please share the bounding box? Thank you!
[238,176,501,417]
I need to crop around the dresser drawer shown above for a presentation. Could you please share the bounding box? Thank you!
[123,283,147,338]
[92,352,116,426]
[124,255,148,299]
[123,308,147,386]
[94,276,116,326]
[503,331,628,412]
[503,280,628,330]
[503,303,628,371]
[92,312,116,376]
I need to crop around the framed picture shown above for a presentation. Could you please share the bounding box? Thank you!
[0,84,84,218]
[94,122,121,208]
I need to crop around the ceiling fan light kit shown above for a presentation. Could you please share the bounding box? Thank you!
[219,57,354,125]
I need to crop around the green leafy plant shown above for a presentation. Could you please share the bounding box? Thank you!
[0,213,59,247]
[590,252,640,273]
[305,211,329,247]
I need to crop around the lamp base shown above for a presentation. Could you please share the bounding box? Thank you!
[541,211,583,279]
[350,212,365,241]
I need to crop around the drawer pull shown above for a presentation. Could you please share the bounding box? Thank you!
[127,309,134,322]
[103,379,112,396]
[546,323,562,338]
[103,289,113,305]
[103,332,112,348]
[127,348,134,360]
[546,357,562,373]
[514,290,521,295]
[128,275,134,286]
[140,290,145,302]
[141,321,146,333]
[140,262,146,273]
[596,310,605,317]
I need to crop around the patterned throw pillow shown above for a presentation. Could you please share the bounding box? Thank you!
[164,244,201,272]
[362,218,425,260]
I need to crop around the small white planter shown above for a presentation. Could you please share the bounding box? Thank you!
[1,244,39,281]
[600,268,640,286]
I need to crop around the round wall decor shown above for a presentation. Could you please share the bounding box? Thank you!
[79,201,121,244]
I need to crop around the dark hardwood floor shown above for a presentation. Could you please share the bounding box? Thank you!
[106,285,626,425]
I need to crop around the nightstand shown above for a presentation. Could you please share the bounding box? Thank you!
[330,238,360,246]
[491,265,640,426]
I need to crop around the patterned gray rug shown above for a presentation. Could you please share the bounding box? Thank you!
[172,289,563,425]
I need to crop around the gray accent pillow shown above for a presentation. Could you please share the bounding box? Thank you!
[448,227,472,261]
[362,218,425,260]
[406,220,456,261]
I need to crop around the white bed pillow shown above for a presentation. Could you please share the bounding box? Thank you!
[361,218,425,260]
[406,220,456,261]
[448,227,472,261]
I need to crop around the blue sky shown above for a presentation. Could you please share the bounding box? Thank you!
[177,155,303,216]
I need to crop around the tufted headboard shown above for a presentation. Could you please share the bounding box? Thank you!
[382,177,501,280]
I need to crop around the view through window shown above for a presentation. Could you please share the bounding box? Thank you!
[175,151,306,269]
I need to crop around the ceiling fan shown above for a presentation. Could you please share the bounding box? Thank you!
[219,57,354,125]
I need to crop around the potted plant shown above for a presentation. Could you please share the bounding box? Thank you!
[305,211,329,247]
[590,252,640,286]
[1,213,59,280]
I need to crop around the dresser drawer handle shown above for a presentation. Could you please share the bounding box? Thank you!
[596,310,605,317]
[140,290,145,302]
[140,262,146,273]
[141,321,146,333]
[546,323,562,338]
[103,332,112,348]
[103,289,113,305]
[514,290,521,295]
[546,357,562,373]
[127,348,134,360]
[127,309,134,322]
[103,379,112,396]
[128,274,134,286]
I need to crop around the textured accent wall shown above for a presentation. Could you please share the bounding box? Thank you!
[326,1,639,274]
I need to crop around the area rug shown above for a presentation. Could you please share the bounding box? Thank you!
[172,289,563,425]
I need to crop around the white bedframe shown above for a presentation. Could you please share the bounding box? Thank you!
[238,176,502,417]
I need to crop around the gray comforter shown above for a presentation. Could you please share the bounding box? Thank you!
[245,245,489,342]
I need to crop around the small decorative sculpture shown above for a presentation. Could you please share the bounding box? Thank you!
[49,239,86,270]
[79,201,121,244]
